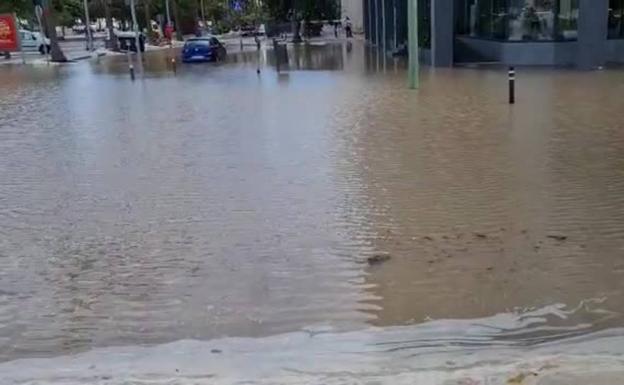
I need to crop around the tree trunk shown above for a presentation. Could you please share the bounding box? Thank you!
[104,0,118,50]
[43,3,67,62]
[143,0,153,42]
[172,0,183,41]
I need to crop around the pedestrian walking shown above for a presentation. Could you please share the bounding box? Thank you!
[344,16,353,38]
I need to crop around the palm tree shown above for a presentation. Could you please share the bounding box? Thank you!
[143,0,154,42]
[103,0,119,49]
[45,0,68,62]
[171,0,183,40]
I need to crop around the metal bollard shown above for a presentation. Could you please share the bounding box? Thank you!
[129,63,135,81]
[171,57,177,74]
[508,66,515,104]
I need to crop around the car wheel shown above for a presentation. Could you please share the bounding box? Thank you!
[39,45,45,55]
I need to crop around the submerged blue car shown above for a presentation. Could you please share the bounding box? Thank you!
[182,37,227,63]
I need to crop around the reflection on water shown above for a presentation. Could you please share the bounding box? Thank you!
[1,41,624,371]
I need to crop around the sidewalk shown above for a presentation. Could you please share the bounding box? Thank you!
[1,40,107,65]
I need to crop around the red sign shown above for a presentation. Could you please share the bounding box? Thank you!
[0,14,19,52]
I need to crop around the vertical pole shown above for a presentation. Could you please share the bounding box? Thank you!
[374,0,379,45]
[15,13,26,64]
[165,0,171,25]
[127,50,135,80]
[408,0,419,89]
[83,0,93,51]
[367,0,372,41]
[130,0,143,74]
[381,0,386,51]
[508,66,515,104]
[393,0,397,49]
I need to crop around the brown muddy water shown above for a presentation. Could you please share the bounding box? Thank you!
[1,42,624,384]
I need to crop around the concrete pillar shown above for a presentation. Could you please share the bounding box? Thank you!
[577,0,608,69]
[431,0,454,67]
[342,0,364,33]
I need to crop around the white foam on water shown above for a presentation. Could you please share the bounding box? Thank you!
[2,304,623,385]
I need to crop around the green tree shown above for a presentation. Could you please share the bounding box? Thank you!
[0,0,33,18]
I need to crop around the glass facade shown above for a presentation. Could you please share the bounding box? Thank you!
[419,0,432,48]
[455,0,578,41]
[609,0,624,38]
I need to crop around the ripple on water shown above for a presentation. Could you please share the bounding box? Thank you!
[1,49,624,364]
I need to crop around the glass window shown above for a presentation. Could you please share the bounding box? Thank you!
[419,0,431,48]
[555,0,578,40]
[455,0,577,41]
[609,0,624,39]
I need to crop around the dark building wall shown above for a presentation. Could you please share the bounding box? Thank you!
[606,39,624,63]
[455,37,578,66]
[577,0,609,69]
[431,0,453,66]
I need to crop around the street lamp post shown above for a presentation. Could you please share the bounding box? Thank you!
[408,0,419,89]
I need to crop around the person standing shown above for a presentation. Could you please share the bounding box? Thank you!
[344,16,353,38]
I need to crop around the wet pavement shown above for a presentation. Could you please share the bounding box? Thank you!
[1,41,624,383]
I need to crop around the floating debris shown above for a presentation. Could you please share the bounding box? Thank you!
[507,371,538,384]
[211,349,222,354]
[423,236,434,241]
[547,234,568,241]
[367,254,391,265]
[474,233,488,239]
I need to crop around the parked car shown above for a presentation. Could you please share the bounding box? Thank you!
[72,24,96,34]
[19,30,50,54]
[181,37,226,63]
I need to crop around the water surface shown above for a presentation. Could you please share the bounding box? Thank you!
[1,42,624,380]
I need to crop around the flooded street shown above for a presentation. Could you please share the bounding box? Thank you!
[1,42,624,383]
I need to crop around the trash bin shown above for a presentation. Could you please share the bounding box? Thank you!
[116,31,145,52]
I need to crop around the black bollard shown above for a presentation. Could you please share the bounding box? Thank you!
[129,63,135,81]
[508,66,515,104]
[171,57,177,74]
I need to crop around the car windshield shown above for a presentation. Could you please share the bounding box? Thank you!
[186,39,210,47]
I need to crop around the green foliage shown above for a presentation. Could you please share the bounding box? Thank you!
[0,0,34,18]
[263,0,339,22]
[0,0,338,34]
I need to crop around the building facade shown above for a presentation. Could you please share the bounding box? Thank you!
[342,0,365,33]
[364,0,624,68]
